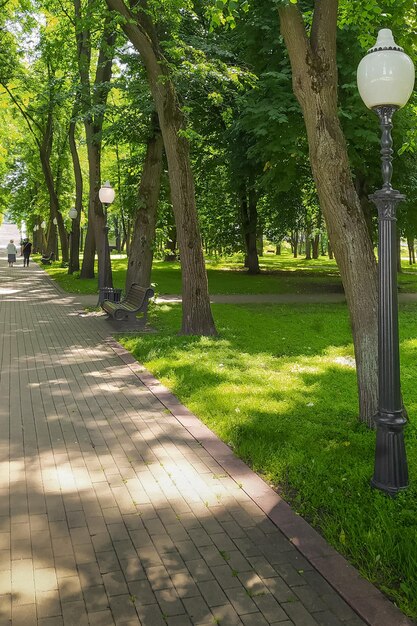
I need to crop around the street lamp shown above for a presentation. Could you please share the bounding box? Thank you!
[357,29,415,495]
[98,181,115,297]
[69,207,78,220]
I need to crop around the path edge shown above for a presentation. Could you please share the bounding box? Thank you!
[104,335,413,626]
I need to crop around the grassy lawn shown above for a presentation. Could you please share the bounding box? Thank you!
[39,250,417,295]
[119,302,417,618]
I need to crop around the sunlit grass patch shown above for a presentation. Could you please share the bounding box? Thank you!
[119,302,417,618]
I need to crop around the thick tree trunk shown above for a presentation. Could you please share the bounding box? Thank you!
[81,223,96,278]
[312,234,320,259]
[354,170,375,244]
[105,0,216,336]
[279,3,378,424]
[46,220,58,259]
[126,121,163,291]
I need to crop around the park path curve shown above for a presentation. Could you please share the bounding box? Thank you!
[0,226,413,625]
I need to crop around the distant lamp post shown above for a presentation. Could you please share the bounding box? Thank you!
[68,207,80,274]
[98,181,115,206]
[98,181,115,294]
[52,217,58,226]
[357,29,415,495]
[41,220,46,229]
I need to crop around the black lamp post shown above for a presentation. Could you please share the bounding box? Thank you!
[357,29,415,495]
[98,181,115,298]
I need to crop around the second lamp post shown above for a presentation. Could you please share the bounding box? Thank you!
[98,181,115,299]
[357,29,415,495]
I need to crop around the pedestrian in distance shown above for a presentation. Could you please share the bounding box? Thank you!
[22,239,32,267]
[7,239,17,267]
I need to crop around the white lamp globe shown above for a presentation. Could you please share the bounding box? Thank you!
[52,217,58,226]
[69,207,78,219]
[41,221,46,229]
[99,181,115,205]
[357,29,415,109]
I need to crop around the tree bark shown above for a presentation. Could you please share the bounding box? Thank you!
[81,225,96,278]
[279,2,378,424]
[305,227,312,260]
[328,239,334,259]
[239,181,260,274]
[68,97,82,274]
[407,236,413,265]
[397,232,402,273]
[105,0,216,336]
[312,233,320,259]
[75,1,114,284]
[126,118,163,291]
[291,231,299,258]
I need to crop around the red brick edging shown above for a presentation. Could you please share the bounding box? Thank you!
[106,336,415,626]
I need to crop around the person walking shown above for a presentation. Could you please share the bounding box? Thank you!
[7,239,17,267]
[22,238,32,267]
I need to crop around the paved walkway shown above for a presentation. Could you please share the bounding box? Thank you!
[0,224,413,626]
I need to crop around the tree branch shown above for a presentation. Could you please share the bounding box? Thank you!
[0,83,41,147]
[310,0,338,60]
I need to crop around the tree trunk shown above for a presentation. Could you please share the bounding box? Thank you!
[305,227,312,260]
[397,232,402,273]
[114,218,121,253]
[312,233,320,259]
[105,0,216,336]
[126,119,163,291]
[39,146,68,261]
[279,3,378,424]
[291,231,299,258]
[328,239,334,259]
[239,182,260,274]
[354,170,375,245]
[81,224,96,278]
[68,98,82,274]
[46,220,58,259]
[257,230,264,256]
[74,2,115,286]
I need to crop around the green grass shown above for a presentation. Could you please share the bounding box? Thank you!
[119,302,417,618]
[39,251,344,295]
[39,249,417,296]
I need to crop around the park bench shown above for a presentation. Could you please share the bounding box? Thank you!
[41,252,55,265]
[101,283,154,325]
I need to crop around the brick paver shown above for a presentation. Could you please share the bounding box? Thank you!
[0,225,411,625]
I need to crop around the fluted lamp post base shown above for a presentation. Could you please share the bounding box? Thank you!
[371,411,408,495]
